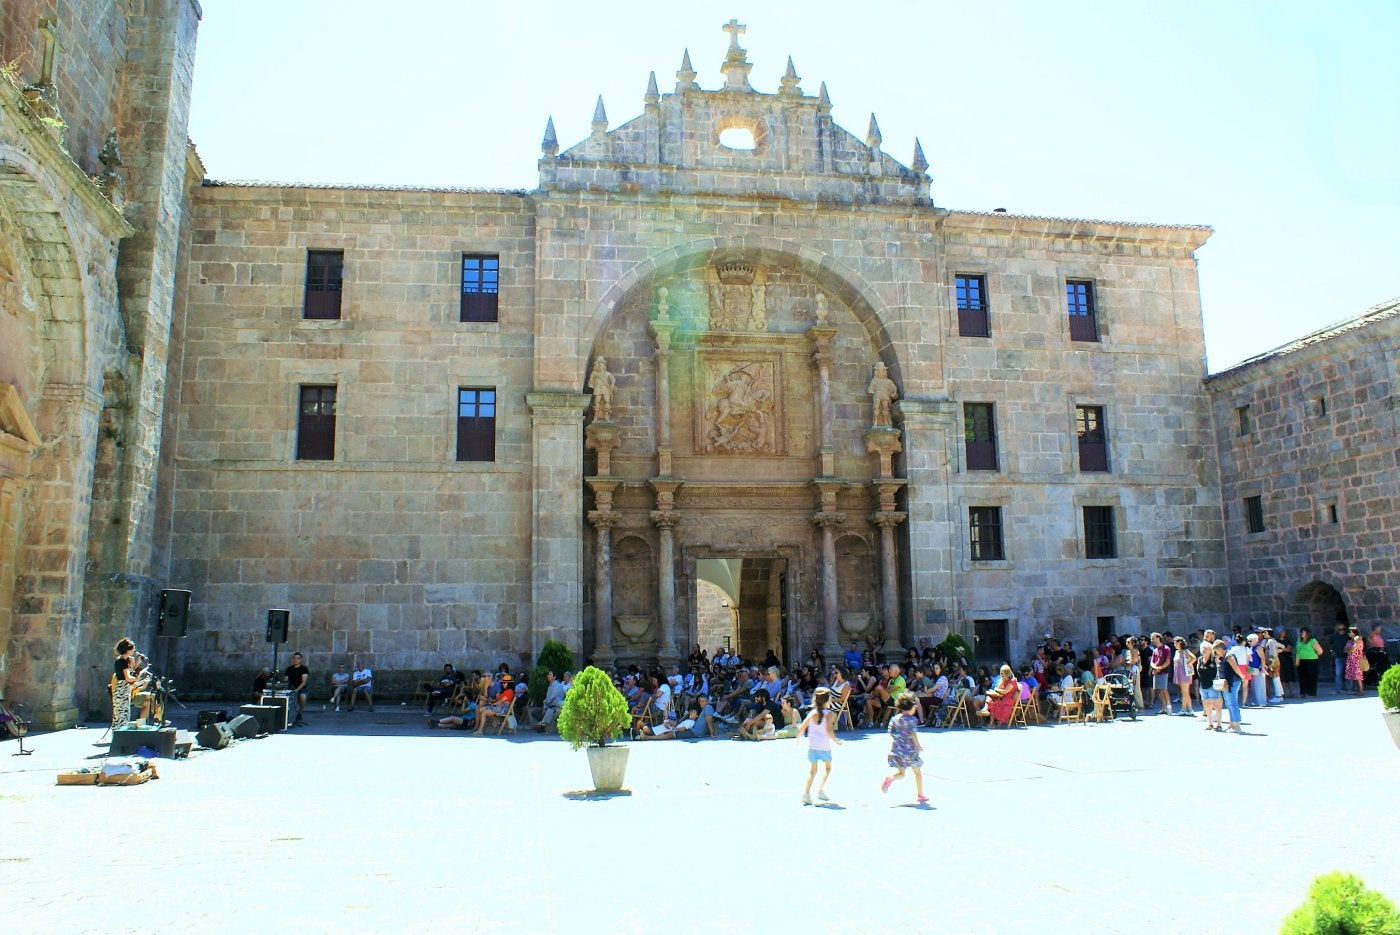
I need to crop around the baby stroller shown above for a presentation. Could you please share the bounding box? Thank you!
[1098,671,1138,721]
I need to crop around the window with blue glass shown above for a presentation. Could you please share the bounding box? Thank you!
[460,255,499,322]
[457,388,496,461]
[1066,279,1098,341]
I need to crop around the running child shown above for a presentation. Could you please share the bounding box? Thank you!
[796,685,843,805]
[880,693,926,803]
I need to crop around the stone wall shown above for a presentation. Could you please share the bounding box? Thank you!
[1206,300,1400,633]
[170,185,538,690]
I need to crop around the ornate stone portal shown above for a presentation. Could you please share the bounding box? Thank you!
[585,261,904,667]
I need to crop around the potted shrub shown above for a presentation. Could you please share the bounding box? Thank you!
[557,665,632,791]
[1280,871,1400,934]
[1379,665,1400,750]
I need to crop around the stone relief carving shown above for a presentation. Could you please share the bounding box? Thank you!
[702,358,780,454]
[587,356,616,422]
[706,262,766,331]
[868,362,898,428]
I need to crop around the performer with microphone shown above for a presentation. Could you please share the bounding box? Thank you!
[112,638,153,725]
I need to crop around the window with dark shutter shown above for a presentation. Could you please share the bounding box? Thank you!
[304,250,343,320]
[1066,280,1098,342]
[1076,405,1109,472]
[296,385,336,460]
[457,388,496,461]
[973,619,1010,663]
[956,274,989,337]
[969,506,1005,561]
[1083,505,1117,559]
[460,255,499,323]
[1244,496,1265,534]
[963,402,998,471]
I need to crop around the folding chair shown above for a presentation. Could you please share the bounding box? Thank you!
[1088,682,1115,723]
[827,684,854,732]
[1057,684,1085,724]
[938,689,971,729]
[1023,685,1045,724]
[1009,696,1030,727]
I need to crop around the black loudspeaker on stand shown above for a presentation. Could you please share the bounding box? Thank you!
[157,589,191,638]
[266,608,290,682]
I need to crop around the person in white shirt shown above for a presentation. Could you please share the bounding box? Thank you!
[350,661,374,712]
[326,664,351,711]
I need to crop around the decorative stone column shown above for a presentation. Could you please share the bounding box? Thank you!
[866,427,907,655]
[650,498,681,669]
[650,287,676,476]
[587,502,620,668]
[807,304,837,477]
[527,391,591,659]
[812,479,845,658]
[896,399,959,643]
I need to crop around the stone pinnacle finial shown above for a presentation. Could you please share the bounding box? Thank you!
[911,137,927,175]
[817,81,832,116]
[99,129,123,168]
[541,116,558,157]
[779,56,802,97]
[866,114,883,150]
[591,96,608,136]
[676,49,697,92]
[645,70,659,107]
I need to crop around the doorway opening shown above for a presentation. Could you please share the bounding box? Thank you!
[694,556,788,664]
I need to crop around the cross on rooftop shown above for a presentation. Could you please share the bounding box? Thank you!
[723,18,746,51]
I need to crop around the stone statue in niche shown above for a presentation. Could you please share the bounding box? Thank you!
[706,262,766,331]
[587,356,616,422]
[704,359,778,454]
[868,362,898,428]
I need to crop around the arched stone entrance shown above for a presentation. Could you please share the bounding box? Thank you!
[1288,579,1349,634]
[580,247,907,669]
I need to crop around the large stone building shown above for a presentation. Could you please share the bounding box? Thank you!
[1205,298,1400,638]
[2,6,1386,726]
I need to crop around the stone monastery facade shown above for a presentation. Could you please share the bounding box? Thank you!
[0,5,1392,725]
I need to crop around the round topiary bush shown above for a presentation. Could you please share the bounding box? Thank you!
[528,639,575,710]
[1280,871,1400,934]
[557,665,630,751]
[937,633,974,665]
[1379,665,1400,712]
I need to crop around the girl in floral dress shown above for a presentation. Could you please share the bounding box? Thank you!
[880,693,926,804]
[1344,627,1366,695]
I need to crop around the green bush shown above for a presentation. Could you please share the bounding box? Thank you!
[1379,665,1400,712]
[1280,871,1400,935]
[528,639,575,709]
[557,665,631,750]
[937,633,974,665]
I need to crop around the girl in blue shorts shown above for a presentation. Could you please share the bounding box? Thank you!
[797,686,842,805]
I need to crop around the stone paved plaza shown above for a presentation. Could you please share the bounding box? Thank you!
[2,692,1397,934]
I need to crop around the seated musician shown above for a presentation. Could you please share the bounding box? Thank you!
[112,638,153,725]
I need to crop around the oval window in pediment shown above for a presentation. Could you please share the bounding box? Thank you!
[718,126,757,151]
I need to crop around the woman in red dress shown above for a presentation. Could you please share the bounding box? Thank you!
[978,664,1020,725]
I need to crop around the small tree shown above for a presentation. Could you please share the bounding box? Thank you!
[529,639,575,708]
[1280,871,1400,934]
[937,633,974,665]
[557,665,630,750]
[1379,666,1400,713]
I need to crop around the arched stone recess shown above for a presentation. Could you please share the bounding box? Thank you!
[1286,577,1351,634]
[580,238,909,393]
[835,532,877,644]
[0,143,122,726]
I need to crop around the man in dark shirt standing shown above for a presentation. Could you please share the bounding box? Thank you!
[285,653,310,728]
[1327,623,1350,694]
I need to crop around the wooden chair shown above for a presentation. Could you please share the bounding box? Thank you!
[629,697,654,738]
[1088,682,1115,723]
[1009,695,1030,727]
[410,675,434,710]
[1057,684,1085,724]
[938,689,971,729]
[827,684,854,732]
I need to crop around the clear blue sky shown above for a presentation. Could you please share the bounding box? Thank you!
[187,0,1399,372]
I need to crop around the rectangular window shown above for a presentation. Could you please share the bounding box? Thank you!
[304,250,343,320]
[973,619,1010,665]
[296,385,336,461]
[1244,495,1265,534]
[1066,280,1099,342]
[963,402,999,471]
[1076,405,1109,472]
[1083,505,1117,559]
[955,274,989,337]
[456,387,497,461]
[1237,405,1252,436]
[1328,503,1339,525]
[968,506,1005,562]
[460,254,500,322]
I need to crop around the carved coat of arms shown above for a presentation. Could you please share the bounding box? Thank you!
[706,262,767,331]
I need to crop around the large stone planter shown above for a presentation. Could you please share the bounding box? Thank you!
[585,744,630,791]
[1384,710,1400,751]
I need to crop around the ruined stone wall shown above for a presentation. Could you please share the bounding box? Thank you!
[170,185,537,692]
[1207,303,1400,631]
